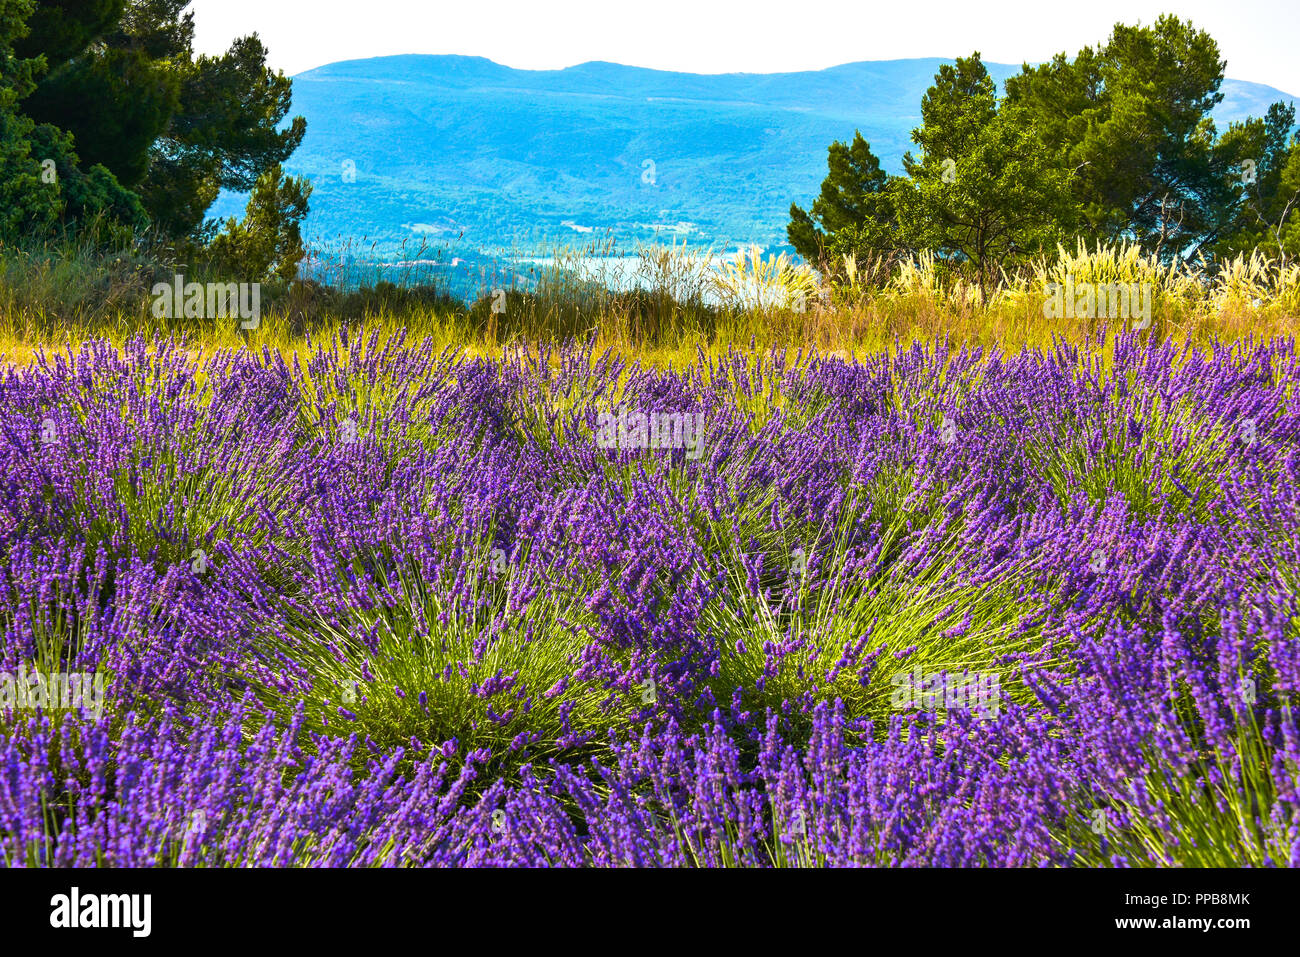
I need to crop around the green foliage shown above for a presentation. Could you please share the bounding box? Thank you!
[0,1,146,242]
[787,132,900,268]
[893,55,1073,296]
[205,164,312,282]
[19,0,179,189]
[0,0,56,239]
[26,123,147,240]
[11,0,124,64]
[795,16,1298,279]
[1214,103,1300,264]
[141,31,307,238]
[23,46,179,188]
[790,55,1075,293]
[1003,15,1266,260]
[3,0,306,248]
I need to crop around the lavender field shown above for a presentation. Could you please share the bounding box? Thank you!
[1,329,1297,867]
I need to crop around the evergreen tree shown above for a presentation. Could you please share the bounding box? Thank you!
[0,0,143,241]
[206,164,312,282]
[0,0,52,239]
[17,0,178,188]
[1213,103,1300,264]
[1004,15,1253,258]
[13,0,305,241]
[787,131,900,269]
[892,55,1073,298]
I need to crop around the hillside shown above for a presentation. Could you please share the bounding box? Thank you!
[217,55,1299,255]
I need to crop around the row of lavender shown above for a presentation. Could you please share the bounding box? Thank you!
[1,330,1297,866]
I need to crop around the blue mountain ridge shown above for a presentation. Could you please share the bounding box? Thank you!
[212,54,1299,259]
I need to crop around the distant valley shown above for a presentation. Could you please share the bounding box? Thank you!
[213,54,1300,261]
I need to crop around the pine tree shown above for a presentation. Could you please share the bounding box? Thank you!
[892,54,1073,299]
[206,164,313,282]
[1004,15,1261,259]
[787,132,899,269]
[13,0,305,241]
[0,0,57,239]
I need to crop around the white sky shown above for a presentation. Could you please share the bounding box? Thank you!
[189,0,1300,95]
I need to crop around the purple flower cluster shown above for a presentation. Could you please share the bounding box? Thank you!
[0,330,1296,866]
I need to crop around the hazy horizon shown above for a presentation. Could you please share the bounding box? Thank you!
[289,50,1300,99]
[190,0,1300,95]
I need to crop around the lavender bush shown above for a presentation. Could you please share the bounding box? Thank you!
[1,329,1297,866]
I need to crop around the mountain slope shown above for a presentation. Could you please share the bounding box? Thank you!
[223,55,1299,254]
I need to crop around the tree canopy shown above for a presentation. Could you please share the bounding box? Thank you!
[0,0,308,259]
[790,15,1300,279]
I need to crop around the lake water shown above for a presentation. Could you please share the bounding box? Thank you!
[300,244,784,307]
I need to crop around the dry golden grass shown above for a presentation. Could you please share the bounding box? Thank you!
[1,240,1295,366]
